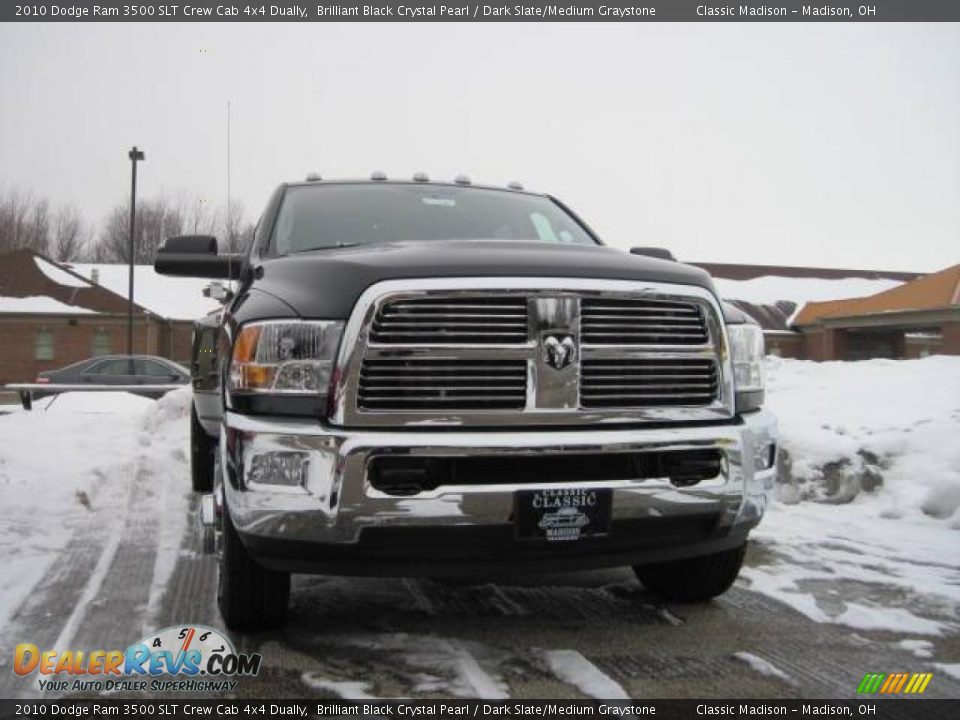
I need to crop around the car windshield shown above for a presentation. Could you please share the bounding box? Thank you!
[271,183,598,254]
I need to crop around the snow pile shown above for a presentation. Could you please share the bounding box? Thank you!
[714,276,902,307]
[732,652,794,684]
[767,355,960,519]
[542,649,630,700]
[0,390,190,634]
[744,356,960,637]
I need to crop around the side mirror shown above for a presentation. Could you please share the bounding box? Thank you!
[630,247,676,262]
[155,236,245,279]
[203,281,235,303]
[164,235,218,253]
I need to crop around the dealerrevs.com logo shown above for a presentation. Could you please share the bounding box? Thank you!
[14,625,261,693]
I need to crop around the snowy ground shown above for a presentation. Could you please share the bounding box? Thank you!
[1,358,958,699]
[744,356,960,640]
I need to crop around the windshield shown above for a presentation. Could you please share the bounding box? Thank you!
[271,183,598,254]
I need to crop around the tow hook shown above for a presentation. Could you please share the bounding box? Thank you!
[200,494,216,527]
[198,484,222,555]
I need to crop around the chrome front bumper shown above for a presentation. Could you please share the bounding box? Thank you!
[220,410,777,571]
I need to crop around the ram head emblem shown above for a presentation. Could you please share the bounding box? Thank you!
[542,334,577,371]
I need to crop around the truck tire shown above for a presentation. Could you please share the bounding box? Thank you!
[218,501,290,631]
[633,543,746,602]
[190,406,215,493]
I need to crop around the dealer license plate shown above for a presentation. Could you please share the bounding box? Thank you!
[514,488,612,542]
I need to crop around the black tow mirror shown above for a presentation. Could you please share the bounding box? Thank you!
[155,236,245,279]
[630,247,676,261]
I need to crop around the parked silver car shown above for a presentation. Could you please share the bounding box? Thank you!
[30,354,190,401]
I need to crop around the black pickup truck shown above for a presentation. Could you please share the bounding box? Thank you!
[157,176,778,631]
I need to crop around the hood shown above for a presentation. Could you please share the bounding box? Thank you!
[250,240,719,319]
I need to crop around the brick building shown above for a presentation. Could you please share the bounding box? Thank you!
[791,264,960,361]
[695,261,928,360]
[0,249,217,385]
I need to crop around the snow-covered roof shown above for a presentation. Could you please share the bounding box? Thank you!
[713,276,903,307]
[68,263,222,321]
[33,256,91,288]
[0,295,98,315]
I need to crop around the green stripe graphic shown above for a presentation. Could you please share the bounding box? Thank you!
[857,673,885,693]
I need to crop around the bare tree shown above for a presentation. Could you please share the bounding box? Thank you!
[97,197,185,263]
[0,188,256,264]
[50,205,89,261]
[0,189,50,255]
[180,195,218,236]
[220,201,255,255]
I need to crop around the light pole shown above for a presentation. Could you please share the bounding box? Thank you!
[127,146,144,358]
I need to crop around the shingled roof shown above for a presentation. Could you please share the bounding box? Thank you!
[0,248,151,316]
[792,264,960,327]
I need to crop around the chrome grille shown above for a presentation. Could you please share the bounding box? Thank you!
[370,296,528,344]
[336,278,734,426]
[358,359,527,411]
[580,358,719,408]
[581,298,708,345]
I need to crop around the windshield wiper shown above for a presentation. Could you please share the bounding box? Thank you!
[295,242,363,253]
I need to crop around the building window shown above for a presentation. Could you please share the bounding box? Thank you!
[91,329,111,357]
[35,329,55,360]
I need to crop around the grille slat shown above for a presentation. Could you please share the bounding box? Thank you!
[582,298,708,345]
[585,313,701,321]
[358,359,527,411]
[581,358,718,409]
[371,296,528,345]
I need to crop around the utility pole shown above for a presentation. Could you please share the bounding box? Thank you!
[127,146,145,359]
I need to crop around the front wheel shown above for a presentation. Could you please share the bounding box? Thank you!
[190,406,215,493]
[633,543,746,602]
[217,501,290,631]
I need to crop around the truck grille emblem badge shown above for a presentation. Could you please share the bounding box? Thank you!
[543,334,576,370]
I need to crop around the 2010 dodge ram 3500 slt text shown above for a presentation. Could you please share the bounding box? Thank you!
[156,177,778,630]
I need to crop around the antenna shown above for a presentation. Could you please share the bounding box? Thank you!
[227,101,231,223]
[226,100,233,286]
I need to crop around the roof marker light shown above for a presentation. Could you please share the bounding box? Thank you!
[507,181,524,190]
[413,172,429,182]
[306,173,322,182]
[371,170,387,181]
[454,174,472,185]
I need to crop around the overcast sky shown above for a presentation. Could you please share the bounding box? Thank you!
[1,22,958,271]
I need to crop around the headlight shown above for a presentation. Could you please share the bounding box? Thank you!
[229,320,343,395]
[727,323,765,411]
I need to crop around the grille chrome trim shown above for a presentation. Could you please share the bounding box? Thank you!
[371,296,528,345]
[581,297,709,345]
[581,357,719,409]
[358,359,527,411]
[330,278,734,427]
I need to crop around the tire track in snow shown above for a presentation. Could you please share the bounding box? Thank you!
[66,434,179,652]
[0,396,195,699]
[0,457,133,698]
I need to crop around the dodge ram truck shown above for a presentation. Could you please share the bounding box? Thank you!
[155,175,778,631]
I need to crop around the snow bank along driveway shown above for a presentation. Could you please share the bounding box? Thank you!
[0,390,192,633]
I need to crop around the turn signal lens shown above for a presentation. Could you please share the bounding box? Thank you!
[727,323,765,393]
[229,320,343,395]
